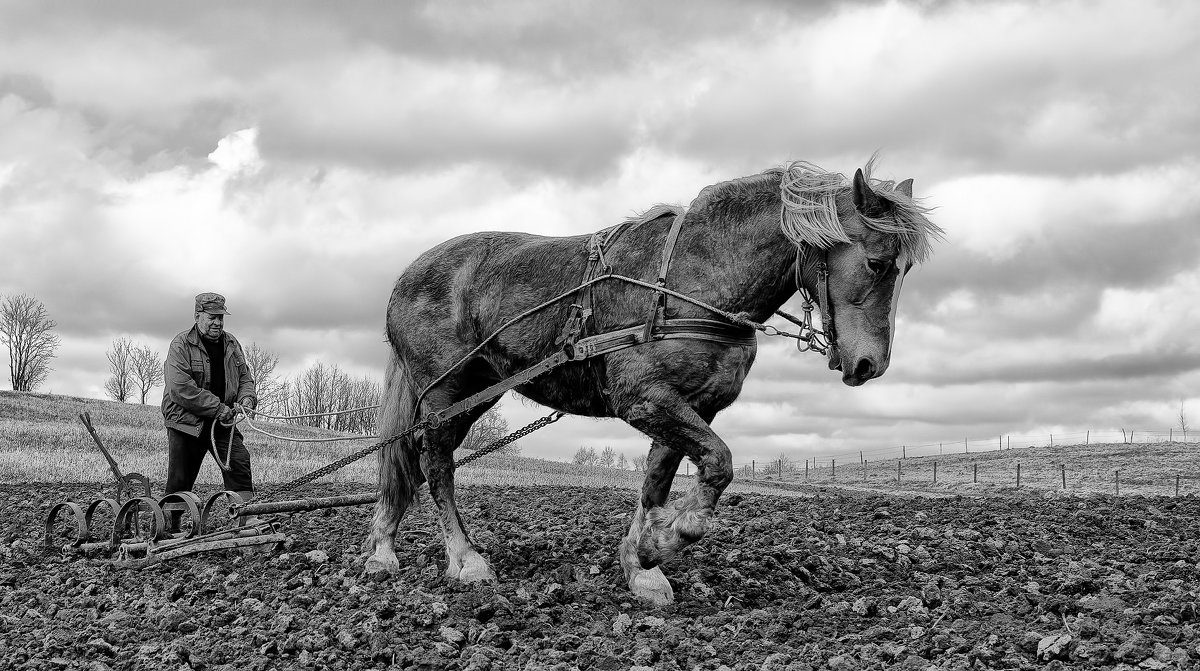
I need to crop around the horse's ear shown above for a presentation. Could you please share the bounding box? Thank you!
[852,168,887,214]
[896,178,913,198]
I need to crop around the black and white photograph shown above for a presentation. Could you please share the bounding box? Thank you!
[3,1,1199,669]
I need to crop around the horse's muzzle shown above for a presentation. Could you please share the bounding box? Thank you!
[841,356,879,387]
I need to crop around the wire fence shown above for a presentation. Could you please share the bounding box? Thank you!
[724,429,1200,497]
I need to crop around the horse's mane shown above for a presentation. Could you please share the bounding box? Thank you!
[622,158,942,263]
[624,157,940,262]
[774,156,943,263]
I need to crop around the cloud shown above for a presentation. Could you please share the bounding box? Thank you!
[2,0,1198,464]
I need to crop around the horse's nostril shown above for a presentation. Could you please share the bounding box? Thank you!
[854,358,876,380]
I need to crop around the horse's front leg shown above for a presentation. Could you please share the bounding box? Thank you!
[620,440,683,605]
[422,427,496,583]
[620,397,733,604]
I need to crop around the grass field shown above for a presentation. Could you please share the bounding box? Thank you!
[3,390,1197,499]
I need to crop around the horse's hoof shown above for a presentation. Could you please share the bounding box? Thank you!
[629,566,674,606]
[364,553,399,575]
[456,554,497,584]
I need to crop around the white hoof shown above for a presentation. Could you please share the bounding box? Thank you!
[629,566,674,606]
[364,551,399,575]
[451,552,497,584]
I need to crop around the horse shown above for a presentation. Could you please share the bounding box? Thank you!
[362,158,942,604]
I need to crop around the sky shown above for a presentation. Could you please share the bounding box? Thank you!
[2,0,1199,467]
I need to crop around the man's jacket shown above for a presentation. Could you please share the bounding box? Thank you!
[161,326,257,437]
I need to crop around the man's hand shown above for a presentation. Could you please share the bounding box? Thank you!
[216,405,236,423]
[237,397,257,414]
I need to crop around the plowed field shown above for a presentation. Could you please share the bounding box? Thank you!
[4,483,1199,670]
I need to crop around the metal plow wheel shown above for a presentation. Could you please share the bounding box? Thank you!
[43,490,286,568]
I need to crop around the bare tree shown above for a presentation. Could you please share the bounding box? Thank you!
[572,446,598,466]
[0,294,61,391]
[104,337,134,402]
[631,453,648,472]
[282,361,381,434]
[244,342,285,414]
[288,361,337,427]
[1181,400,1190,441]
[460,405,514,453]
[615,452,629,470]
[130,344,164,404]
[337,375,381,435]
[776,452,794,473]
[598,445,616,468]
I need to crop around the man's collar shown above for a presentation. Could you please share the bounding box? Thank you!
[187,325,225,346]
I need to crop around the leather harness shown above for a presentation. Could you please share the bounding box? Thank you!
[422,210,760,428]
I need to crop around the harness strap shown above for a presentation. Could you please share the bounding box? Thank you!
[643,209,688,342]
[426,316,754,429]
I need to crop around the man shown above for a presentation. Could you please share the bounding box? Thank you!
[161,292,258,502]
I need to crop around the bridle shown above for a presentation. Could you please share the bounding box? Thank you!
[789,246,838,361]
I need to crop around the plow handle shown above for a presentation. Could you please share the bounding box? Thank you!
[80,411,125,485]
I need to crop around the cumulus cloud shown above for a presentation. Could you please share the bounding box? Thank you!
[1,0,1198,462]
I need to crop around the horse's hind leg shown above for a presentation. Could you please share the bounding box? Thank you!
[423,426,496,583]
[620,439,683,605]
[363,445,424,573]
[620,397,733,604]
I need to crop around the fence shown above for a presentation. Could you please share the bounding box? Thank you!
[727,428,1199,497]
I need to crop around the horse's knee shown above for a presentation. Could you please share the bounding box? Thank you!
[625,399,659,424]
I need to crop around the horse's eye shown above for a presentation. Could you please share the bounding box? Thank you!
[866,258,889,274]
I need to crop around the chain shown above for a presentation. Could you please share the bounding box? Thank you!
[252,362,569,503]
[254,419,430,502]
[454,411,565,468]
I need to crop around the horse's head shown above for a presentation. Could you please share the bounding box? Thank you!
[780,161,940,387]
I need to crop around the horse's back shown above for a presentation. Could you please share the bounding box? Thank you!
[387,230,591,350]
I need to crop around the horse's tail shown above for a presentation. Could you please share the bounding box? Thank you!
[376,351,423,510]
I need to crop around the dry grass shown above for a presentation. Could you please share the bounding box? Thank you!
[9,390,1192,500]
[756,439,1200,497]
[0,391,666,494]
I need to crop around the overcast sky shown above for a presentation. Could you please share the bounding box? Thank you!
[2,0,1198,466]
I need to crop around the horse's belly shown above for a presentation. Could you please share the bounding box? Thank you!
[514,361,614,418]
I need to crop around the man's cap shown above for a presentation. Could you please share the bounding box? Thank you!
[195,292,230,315]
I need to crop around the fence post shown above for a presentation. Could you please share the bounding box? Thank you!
[1007,436,1010,450]
[860,451,864,465]
[933,461,938,484]
[1115,470,1120,496]
[1170,428,1173,442]
[1086,430,1089,446]
[1016,463,1021,488]
[897,460,901,483]
[778,458,783,479]
[964,437,968,454]
[1050,433,1054,447]
[902,445,906,459]
[752,460,755,480]
[1177,474,1181,497]
[973,462,977,484]
[1061,464,1066,490]
[999,435,1002,451]
[804,459,808,481]
[832,458,836,480]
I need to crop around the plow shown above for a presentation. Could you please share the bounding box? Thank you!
[42,407,563,568]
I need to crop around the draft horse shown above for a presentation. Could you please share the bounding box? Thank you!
[363,159,942,604]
